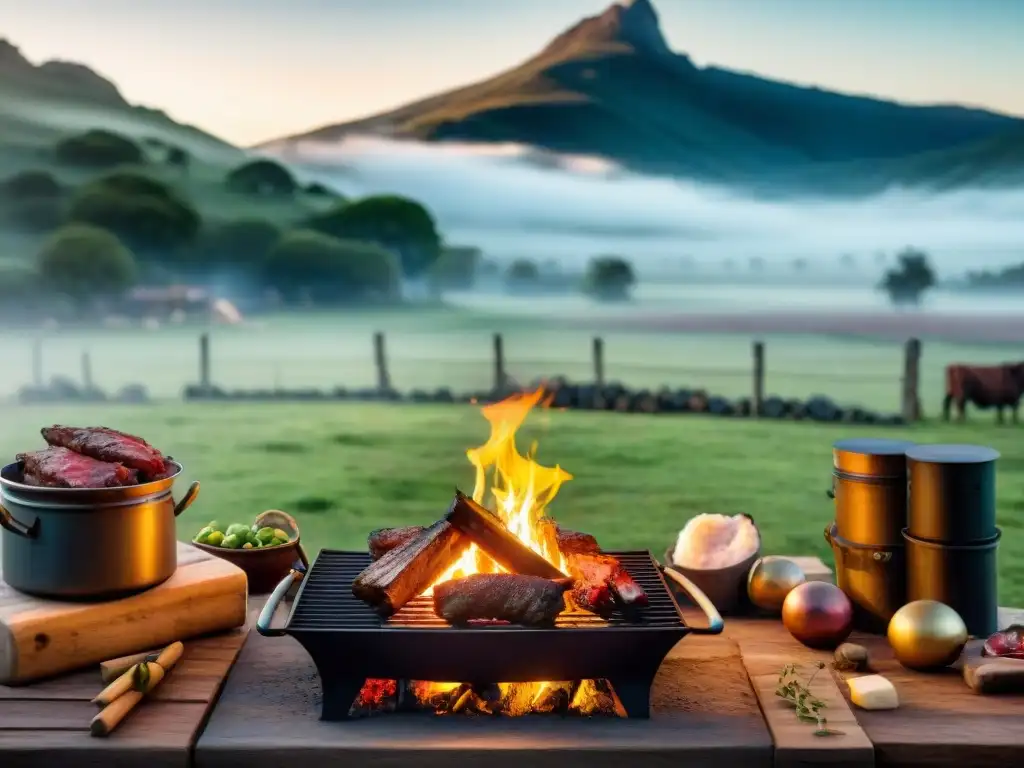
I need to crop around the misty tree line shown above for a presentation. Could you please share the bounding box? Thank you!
[0,128,638,316]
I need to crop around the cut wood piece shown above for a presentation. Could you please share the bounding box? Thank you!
[445,490,565,579]
[352,519,468,616]
[748,665,874,767]
[789,556,833,583]
[0,542,247,685]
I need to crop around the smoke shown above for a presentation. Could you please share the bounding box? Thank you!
[277,136,1024,275]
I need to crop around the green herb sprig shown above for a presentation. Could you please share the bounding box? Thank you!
[775,662,832,737]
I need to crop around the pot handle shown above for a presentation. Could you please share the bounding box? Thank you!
[173,482,201,517]
[256,569,304,638]
[0,502,39,539]
[660,566,725,635]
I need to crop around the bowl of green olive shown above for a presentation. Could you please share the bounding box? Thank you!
[191,509,308,593]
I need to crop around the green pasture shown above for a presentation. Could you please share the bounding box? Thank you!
[5,307,1024,414]
[1,400,1023,605]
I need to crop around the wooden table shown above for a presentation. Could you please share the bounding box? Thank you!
[5,556,1024,767]
[0,615,250,768]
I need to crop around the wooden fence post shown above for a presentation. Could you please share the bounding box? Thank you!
[493,333,507,393]
[592,337,605,388]
[902,338,922,422]
[81,351,93,390]
[752,341,765,416]
[199,333,210,391]
[31,339,42,388]
[373,332,391,392]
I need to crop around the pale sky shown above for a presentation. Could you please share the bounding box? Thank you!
[2,0,1020,146]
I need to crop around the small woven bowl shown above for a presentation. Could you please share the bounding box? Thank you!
[191,510,308,594]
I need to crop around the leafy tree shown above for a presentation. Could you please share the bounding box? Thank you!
[505,258,540,285]
[748,256,765,272]
[304,181,341,198]
[0,170,64,232]
[66,173,200,258]
[792,258,808,271]
[226,159,297,195]
[428,245,481,293]
[880,247,936,306]
[36,224,138,306]
[583,255,636,301]
[6,198,64,233]
[0,170,61,199]
[166,145,190,172]
[306,195,441,277]
[192,219,282,276]
[265,229,400,303]
[54,129,144,168]
[840,253,857,268]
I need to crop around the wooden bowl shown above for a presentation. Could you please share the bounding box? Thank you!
[663,514,762,615]
[663,547,760,615]
[191,510,309,594]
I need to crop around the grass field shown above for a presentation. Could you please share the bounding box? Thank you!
[8,307,1024,415]
[2,400,1023,605]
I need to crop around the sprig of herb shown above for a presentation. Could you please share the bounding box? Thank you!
[775,662,832,736]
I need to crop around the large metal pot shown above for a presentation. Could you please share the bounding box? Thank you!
[0,460,200,599]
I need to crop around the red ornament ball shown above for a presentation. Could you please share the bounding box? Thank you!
[782,581,854,650]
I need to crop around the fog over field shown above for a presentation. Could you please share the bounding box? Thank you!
[281,137,1024,274]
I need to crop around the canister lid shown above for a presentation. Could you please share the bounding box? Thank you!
[905,444,1000,464]
[833,438,915,477]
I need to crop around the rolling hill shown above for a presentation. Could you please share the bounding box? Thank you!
[0,39,341,268]
[268,0,1024,194]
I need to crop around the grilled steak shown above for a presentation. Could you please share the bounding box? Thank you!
[433,573,572,626]
[368,526,426,560]
[41,425,167,478]
[556,527,600,555]
[17,447,138,488]
[567,552,648,615]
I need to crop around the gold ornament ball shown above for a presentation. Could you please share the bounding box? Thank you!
[887,600,968,671]
[747,556,806,613]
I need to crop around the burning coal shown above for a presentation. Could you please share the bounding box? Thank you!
[351,679,622,717]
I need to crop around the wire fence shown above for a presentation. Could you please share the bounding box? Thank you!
[10,329,926,416]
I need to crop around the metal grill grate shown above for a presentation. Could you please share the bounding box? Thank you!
[287,550,685,632]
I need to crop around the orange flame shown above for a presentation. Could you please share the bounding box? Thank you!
[429,387,573,586]
[412,388,613,716]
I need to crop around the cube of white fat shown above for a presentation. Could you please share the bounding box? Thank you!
[846,674,899,710]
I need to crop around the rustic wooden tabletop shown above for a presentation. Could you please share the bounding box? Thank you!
[4,555,1024,768]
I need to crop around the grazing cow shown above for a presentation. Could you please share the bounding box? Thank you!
[943,362,1024,423]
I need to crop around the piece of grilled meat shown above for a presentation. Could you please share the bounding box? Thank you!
[368,526,426,560]
[433,573,572,626]
[41,425,168,478]
[17,447,138,488]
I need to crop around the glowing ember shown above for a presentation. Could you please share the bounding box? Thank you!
[357,389,620,717]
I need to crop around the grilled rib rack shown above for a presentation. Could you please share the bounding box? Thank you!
[257,549,722,720]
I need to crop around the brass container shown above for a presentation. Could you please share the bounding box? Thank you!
[831,438,915,547]
[825,523,905,634]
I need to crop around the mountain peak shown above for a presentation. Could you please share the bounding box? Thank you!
[543,0,671,58]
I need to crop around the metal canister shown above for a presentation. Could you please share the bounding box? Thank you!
[904,527,999,637]
[825,523,906,634]
[906,444,999,544]
[831,438,915,547]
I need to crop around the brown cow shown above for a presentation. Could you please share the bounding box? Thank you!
[943,362,1024,423]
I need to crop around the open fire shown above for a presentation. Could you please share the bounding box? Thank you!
[355,389,620,716]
